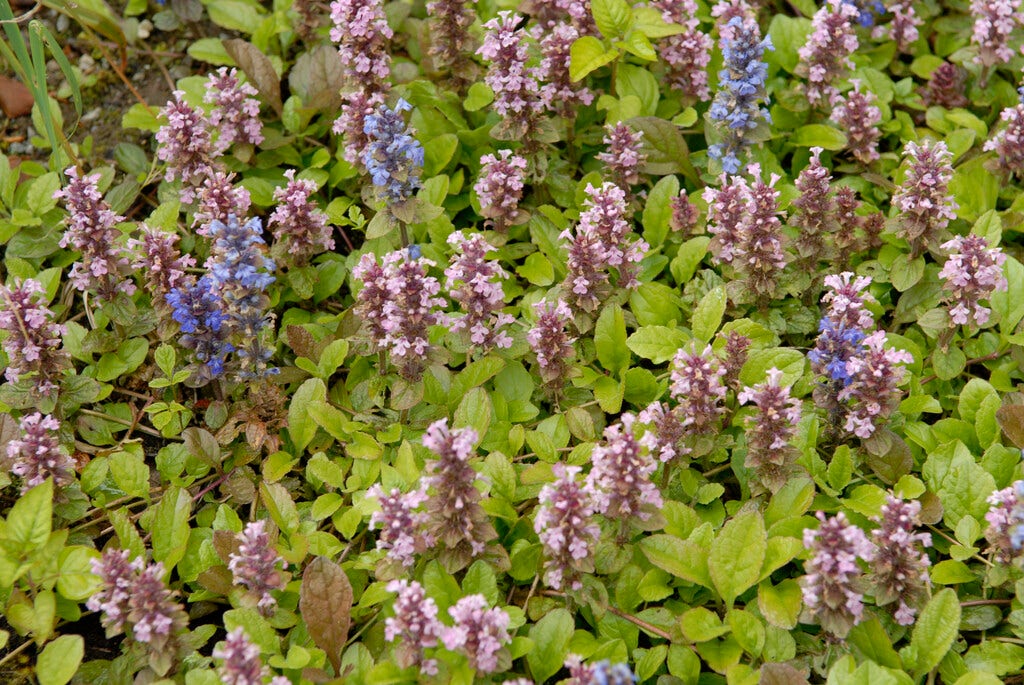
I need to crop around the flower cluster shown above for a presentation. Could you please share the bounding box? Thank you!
[353,249,447,380]
[442,595,512,674]
[670,343,728,433]
[534,464,599,591]
[839,330,913,438]
[129,225,196,298]
[385,579,443,674]
[670,189,700,233]
[797,0,860,107]
[206,215,278,378]
[268,170,334,264]
[876,0,921,51]
[892,140,958,256]
[585,414,663,531]
[703,167,788,300]
[920,62,969,109]
[870,496,932,625]
[535,23,595,117]
[596,122,647,190]
[792,147,836,264]
[54,167,135,299]
[478,13,544,142]
[475,150,529,231]
[970,0,1024,67]
[0,279,69,395]
[708,17,773,173]
[426,0,474,76]
[738,368,802,493]
[214,628,287,685]
[938,235,1008,327]
[204,67,263,150]
[446,232,514,352]
[985,91,1024,178]
[527,299,577,386]
[801,511,876,638]
[194,171,252,231]
[560,182,648,311]
[367,484,431,568]
[832,81,882,165]
[165,275,234,379]
[88,550,189,675]
[156,91,218,202]
[822,272,876,331]
[228,521,287,616]
[522,0,592,30]
[566,655,638,685]
[984,482,1024,561]
[330,0,393,90]
[362,100,425,206]
[808,316,867,389]
[7,413,75,492]
[422,419,497,569]
[651,0,713,101]
[637,401,688,465]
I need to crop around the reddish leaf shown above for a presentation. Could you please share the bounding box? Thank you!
[997,404,1024,449]
[223,39,283,116]
[300,556,352,674]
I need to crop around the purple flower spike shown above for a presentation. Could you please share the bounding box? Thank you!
[385,579,443,675]
[367,484,431,568]
[204,67,263,151]
[892,140,958,256]
[422,419,496,568]
[130,225,196,298]
[985,93,1024,178]
[55,167,136,299]
[985,483,1023,561]
[970,0,1024,67]
[870,496,932,626]
[527,299,577,386]
[585,414,663,528]
[670,343,728,433]
[330,0,393,89]
[651,0,712,101]
[269,169,334,264]
[839,330,913,439]
[441,595,511,674]
[832,81,882,165]
[475,150,528,231]
[478,12,544,142]
[801,511,876,638]
[0,279,69,396]
[797,0,860,107]
[738,368,802,493]
[445,231,514,352]
[939,235,1008,327]
[535,463,599,591]
[535,23,595,118]
[228,520,287,616]
[597,122,647,190]
[214,628,269,685]
[155,91,218,203]
[7,412,75,493]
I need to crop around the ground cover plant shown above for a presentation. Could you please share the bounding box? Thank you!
[5,0,1024,682]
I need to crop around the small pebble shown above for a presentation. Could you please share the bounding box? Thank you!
[138,20,153,40]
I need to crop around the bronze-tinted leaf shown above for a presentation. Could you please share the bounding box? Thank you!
[997,404,1024,449]
[300,556,352,674]
[759,663,810,685]
[223,39,283,116]
[212,529,240,565]
[182,426,221,467]
[863,428,912,484]
[288,45,345,111]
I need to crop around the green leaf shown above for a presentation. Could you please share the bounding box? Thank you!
[757,579,801,629]
[627,326,688,363]
[709,511,767,606]
[150,486,191,572]
[630,116,694,180]
[454,387,492,440]
[692,286,726,343]
[991,256,1024,333]
[289,379,327,452]
[527,609,574,683]
[848,618,903,670]
[680,607,730,642]
[7,479,52,552]
[791,124,848,150]
[464,82,494,112]
[739,348,805,388]
[639,534,713,588]
[963,641,1024,676]
[910,589,961,678]
[37,634,84,685]
[570,36,618,81]
[260,481,300,535]
[208,0,266,33]
[595,305,629,376]
[616,64,659,116]
[591,0,632,38]
[642,175,679,248]
[767,15,811,74]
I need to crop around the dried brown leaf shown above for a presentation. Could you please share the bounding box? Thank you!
[223,39,283,116]
[997,404,1024,449]
[300,556,353,674]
